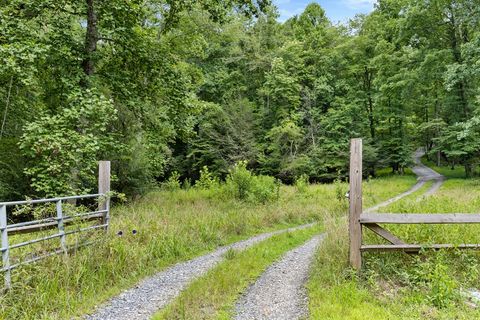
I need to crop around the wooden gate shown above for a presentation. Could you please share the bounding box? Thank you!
[348,139,480,270]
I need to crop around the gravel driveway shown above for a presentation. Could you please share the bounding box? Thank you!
[232,148,444,320]
[84,223,315,320]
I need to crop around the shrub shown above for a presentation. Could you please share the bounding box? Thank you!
[182,178,192,190]
[295,174,309,193]
[163,172,181,191]
[225,161,279,203]
[248,175,280,203]
[427,262,458,308]
[411,255,459,308]
[195,166,218,189]
[226,161,253,200]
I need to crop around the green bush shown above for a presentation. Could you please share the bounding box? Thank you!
[294,174,309,193]
[225,161,279,203]
[225,161,253,200]
[182,178,192,190]
[195,166,219,189]
[248,175,280,203]
[163,172,181,191]
[410,255,459,308]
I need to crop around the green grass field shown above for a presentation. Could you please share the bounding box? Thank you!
[308,169,480,319]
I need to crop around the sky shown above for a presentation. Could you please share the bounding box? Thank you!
[274,0,377,23]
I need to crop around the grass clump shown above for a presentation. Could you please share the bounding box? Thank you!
[153,225,321,320]
[295,174,309,194]
[163,171,181,191]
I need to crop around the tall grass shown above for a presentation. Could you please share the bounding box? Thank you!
[0,171,426,319]
[0,184,320,319]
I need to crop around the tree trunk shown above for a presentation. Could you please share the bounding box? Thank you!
[465,163,473,178]
[447,4,469,118]
[83,0,98,78]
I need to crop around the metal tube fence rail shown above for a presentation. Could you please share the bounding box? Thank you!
[0,161,110,290]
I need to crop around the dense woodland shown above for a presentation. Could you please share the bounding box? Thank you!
[1,0,479,199]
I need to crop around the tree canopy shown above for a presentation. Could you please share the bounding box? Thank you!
[0,0,479,199]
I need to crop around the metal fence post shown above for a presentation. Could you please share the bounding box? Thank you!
[56,200,67,255]
[98,161,111,230]
[0,205,11,289]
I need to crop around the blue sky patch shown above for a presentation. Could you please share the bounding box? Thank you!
[273,0,376,23]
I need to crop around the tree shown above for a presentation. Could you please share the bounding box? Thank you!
[20,90,119,196]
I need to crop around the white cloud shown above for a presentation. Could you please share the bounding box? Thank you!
[275,0,291,4]
[278,5,308,22]
[342,0,377,10]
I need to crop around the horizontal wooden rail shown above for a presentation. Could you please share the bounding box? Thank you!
[361,244,480,252]
[360,213,480,224]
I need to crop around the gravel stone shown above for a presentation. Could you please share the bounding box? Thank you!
[234,234,325,320]
[84,223,315,320]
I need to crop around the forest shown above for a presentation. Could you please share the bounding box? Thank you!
[1,0,479,200]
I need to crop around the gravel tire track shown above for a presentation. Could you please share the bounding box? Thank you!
[234,234,325,320]
[84,223,315,320]
[364,148,444,213]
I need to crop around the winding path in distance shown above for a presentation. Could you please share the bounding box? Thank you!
[233,148,445,320]
[364,148,444,213]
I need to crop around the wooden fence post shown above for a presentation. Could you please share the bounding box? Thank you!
[98,161,111,229]
[0,205,11,289]
[349,138,363,270]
